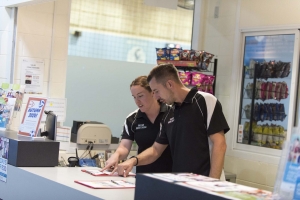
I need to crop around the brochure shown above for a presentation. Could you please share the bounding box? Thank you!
[74,180,135,189]
[18,97,47,137]
[147,173,274,199]
[144,173,218,183]
[0,83,25,130]
[0,137,9,183]
[275,132,300,199]
[81,168,135,176]
[178,181,257,192]
[218,190,273,200]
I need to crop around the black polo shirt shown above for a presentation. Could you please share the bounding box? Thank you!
[121,104,173,173]
[156,88,229,176]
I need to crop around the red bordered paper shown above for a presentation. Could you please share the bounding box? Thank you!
[18,97,47,137]
[81,169,135,177]
[74,180,135,189]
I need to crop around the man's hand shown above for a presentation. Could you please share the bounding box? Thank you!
[116,158,136,177]
[101,153,119,174]
[101,139,133,174]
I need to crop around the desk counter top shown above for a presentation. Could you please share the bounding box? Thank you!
[0,165,135,200]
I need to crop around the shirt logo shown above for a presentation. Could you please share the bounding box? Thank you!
[168,117,174,124]
[136,124,147,130]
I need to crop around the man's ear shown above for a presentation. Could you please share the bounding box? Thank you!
[166,80,173,89]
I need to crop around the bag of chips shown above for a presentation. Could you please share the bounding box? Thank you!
[180,50,190,61]
[170,48,181,61]
[178,70,191,85]
[191,72,206,87]
[156,48,167,60]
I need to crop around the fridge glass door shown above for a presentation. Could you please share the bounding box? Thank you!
[237,33,297,153]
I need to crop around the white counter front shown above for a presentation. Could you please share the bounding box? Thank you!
[0,165,135,200]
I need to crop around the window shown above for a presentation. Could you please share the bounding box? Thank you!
[68,0,194,64]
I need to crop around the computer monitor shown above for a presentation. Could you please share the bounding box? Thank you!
[42,111,57,140]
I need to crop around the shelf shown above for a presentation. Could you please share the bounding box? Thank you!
[157,60,197,67]
[240,117,287,122]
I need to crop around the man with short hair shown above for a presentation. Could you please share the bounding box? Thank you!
[116,64,229,179]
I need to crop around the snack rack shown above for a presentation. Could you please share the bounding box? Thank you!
[157,59,218,95]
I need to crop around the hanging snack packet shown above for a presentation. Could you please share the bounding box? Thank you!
[202,78,210,93]
[180,50,190,61]
[178,70,191,85]
[207,75,215,85]
[191,72,207,87]
[274,82,282,101]
[198,52,214,70]
[156,48,167,60]
[193,50,203,65]
[170,48,181,60]
[165,48,170,60]
[280,82,288,100]
[190,50,195,61]
[206,75,215,94]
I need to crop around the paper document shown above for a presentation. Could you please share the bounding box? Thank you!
[74,180,135,189]
[81,168,135,176]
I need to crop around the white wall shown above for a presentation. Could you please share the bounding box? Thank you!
[198,0,300,192]
[0,7,13,83]
[0,0,71,130]
[65,56,155,137]
[239,0,300,29]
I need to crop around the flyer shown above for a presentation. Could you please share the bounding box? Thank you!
[75,180,135,189]
[18,97,47,137]
[41,98,66,122]
[145,173,218,183]
[0,83,25,130]
[81,168,135,176]
[178,181,255,192]
[21,58,44,94]
[277,133,300,199]
[0,137,9,183]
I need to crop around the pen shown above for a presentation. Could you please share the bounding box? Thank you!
[122,180,134,185]
[111,180,120,185]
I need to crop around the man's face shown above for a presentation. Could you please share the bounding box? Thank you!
[149,78,175,105]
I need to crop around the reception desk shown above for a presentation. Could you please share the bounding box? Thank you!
[0,165,135,200]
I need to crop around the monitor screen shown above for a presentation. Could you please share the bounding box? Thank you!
[44,111,57,140]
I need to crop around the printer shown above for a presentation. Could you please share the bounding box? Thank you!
[70,121,112,144]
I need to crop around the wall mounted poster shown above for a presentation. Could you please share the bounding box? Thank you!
[41,98,66,122]
[21,58,44,94]
[18,97,47,137]
[0,137,9,183]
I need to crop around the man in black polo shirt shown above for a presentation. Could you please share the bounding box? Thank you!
[117,64,229,179]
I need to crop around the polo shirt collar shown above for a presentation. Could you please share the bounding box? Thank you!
[174,87,198,106]
[136,103,168,119]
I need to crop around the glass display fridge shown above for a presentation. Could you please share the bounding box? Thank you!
[235,30,300,156]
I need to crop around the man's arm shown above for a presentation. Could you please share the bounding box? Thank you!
[115,142,168,177]
[209,130,226,179]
